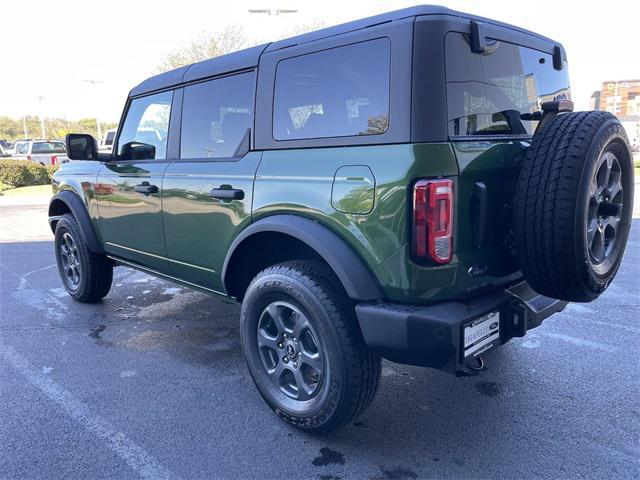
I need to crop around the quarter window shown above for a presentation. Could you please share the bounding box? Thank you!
[273,38,391,141]
[180,72,255,159]
[117,91,173,160]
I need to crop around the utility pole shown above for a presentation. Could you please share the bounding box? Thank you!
[22,116,28,139]
[82,79,105,139]
[37,96,46,138]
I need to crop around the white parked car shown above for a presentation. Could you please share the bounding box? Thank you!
[13,140,69,165]
[99,128,117,153]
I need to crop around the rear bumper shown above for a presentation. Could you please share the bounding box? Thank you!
[356,281,567,374]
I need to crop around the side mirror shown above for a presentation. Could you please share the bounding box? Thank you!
[66,133,99,160]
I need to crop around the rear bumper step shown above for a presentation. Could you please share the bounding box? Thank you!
[356,281,567,373]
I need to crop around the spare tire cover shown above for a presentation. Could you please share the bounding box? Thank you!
[513,111,634,302]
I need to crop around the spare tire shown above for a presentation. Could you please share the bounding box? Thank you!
[513,111,634,302]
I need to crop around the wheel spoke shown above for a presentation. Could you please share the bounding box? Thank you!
[266,303,288,333]
[589,178,599,200]
[609,175,623,203]
[601,153,613,191]
[591,229,605,261]
[292,313,310,340]
[299,350,322,372]
[267,361,286,379]
[292,368,314,400]
[603,215,620,235]
[257,328,279,351]
[587,220,598,247]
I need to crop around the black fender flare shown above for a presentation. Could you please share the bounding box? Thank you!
[222,215,382,301]
[48,190,104,254]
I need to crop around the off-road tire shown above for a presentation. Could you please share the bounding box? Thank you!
[54,213,113,302]
[513,111,634,302]
[240,260,381,433]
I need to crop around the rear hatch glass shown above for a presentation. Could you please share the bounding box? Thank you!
[446,33,570,137]
[445,32,570,294]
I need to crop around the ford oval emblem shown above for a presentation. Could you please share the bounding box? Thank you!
[467,264,487,277]
[490,322,499,330]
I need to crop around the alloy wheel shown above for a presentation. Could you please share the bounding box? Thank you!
[257,301,324,401]
[59,232,81,289]
[587,150,624,265]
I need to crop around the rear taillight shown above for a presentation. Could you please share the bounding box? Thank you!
[412,179,453,264]
[50,155,57,165]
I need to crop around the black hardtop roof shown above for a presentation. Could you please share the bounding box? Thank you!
[130,4,558,98]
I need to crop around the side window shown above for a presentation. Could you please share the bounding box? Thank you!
[117,91,173,160]
[180,72,255,159]
[273,38,391,141]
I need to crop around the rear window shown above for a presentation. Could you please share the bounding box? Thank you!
[445,33,570,137]
[105,131,115,146]
[32,142,66,154]
[273,38,391,141]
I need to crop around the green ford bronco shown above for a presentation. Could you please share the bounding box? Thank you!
[50,6,634,432]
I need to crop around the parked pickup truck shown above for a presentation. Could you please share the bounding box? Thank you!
[49,5,634,432]
[14,140,69,165]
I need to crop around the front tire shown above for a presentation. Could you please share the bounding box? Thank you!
[240,260,381,433]
[54,213,113,302]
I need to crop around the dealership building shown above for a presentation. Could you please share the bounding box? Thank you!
[590,80,640,148]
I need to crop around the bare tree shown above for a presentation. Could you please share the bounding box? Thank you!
[156,26,247,73]
[156,22,326,73]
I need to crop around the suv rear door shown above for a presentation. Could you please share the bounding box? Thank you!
[96,90,175,273]
[162,71,260,293]
[445,31,571,291]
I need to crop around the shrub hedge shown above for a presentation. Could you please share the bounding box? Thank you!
[0,160,58,188]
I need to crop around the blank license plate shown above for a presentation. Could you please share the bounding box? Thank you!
[464,311,500,358]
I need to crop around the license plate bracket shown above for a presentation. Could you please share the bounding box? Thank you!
[463,310,500,358]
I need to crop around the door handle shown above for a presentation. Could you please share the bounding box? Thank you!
[210,186,244,200]
[134,182,159,195]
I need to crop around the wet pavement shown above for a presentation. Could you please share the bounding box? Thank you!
[0,206,638,479]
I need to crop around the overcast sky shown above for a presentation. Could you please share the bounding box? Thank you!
[1,0,637,122]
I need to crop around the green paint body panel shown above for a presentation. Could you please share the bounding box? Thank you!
[96,161,171,272]
[52,139,524,304]
[161,153,261,292]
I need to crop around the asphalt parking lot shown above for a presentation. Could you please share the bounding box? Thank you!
[0,199,638,479]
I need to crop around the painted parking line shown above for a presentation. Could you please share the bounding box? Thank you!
[0,340,176,480]
[541,332,619,353]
